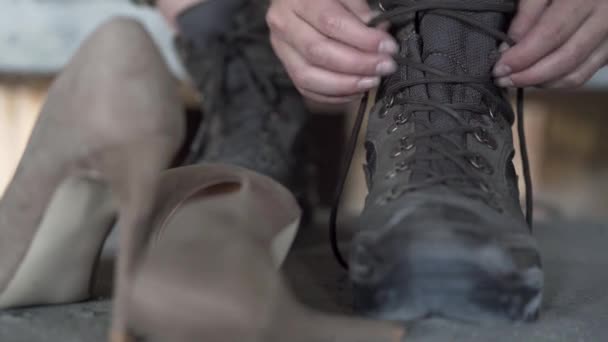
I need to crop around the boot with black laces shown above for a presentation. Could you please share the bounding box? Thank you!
[331,0,543,322]
[176,0,312,194]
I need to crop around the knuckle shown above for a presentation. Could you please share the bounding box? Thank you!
[340,82,359,95]
[269,34,280,50]
[291,69,310,86]
[563,73,586,88]
[515,71,543,87]
[319,13,344,35]
[589,48,607,67]
[328,97,354,104]
[297,87,313,99]
[537,22,566,43]
[266,9,285,32]
[304,40,329,65]
[563,43,587,64]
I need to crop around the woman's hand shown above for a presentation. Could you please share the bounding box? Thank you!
[267,0,399,103]
[495,0,608,88]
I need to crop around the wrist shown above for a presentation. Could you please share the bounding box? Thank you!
[176,0,247,47]
[132,0,157,6]
[155,0,206,29]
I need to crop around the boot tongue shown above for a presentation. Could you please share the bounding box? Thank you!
[414,1,508,182]
[419,0,509,106]
[221,1,280,130]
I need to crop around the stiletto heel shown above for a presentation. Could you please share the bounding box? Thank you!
[110,164,405,341]
[0,17,184,309]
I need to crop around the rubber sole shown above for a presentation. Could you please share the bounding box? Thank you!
[352,233,544,323]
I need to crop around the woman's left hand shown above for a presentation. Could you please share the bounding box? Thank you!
[494,0,608,88]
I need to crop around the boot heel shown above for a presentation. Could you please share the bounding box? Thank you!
[103,138,181,340]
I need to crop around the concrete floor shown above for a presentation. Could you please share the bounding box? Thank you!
[1,218,607,341]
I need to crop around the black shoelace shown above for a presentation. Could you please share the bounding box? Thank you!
[183,14,291,164]
[330,0,533,270]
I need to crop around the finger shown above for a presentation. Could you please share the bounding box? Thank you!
[508,0,550,42]
[299,87,361,104]
[340,0,377,23]
[495,0,593,77]
[271,35,380,97]
[498,12,608,87]
[294,0,398,54]
[543,39,608,88]
[269,13,397,76]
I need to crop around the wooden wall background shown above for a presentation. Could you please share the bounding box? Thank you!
[0,79,50,195]
[2,0,607,222]
[2,78,607,221]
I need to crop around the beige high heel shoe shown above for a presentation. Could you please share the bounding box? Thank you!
[110,164,406,342]
[0,17,184,309]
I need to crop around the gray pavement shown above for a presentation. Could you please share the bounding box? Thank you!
[1,218,607,341]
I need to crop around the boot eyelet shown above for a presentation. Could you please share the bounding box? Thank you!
[379,1,387,12]
[489,108,497,121]
[379,96,395,119]
[396,161,409,172]
[377,187,399,205]
[468,155,482,169]
[394,112,411,125]
[391,147,403,158]
[387,124,399,134]
[400,137,415,150]
[468,154,493,174]
[379,108,389,119]
[376,196,389,205]
[388,186,401,199]
[473,127,497,150]
[385,170,397,180]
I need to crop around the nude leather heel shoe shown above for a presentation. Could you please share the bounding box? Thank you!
[0,17,184,309]
[110,164,406,342]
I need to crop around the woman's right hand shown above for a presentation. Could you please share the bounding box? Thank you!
[267,0,399,104]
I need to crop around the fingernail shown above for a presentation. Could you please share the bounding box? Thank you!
[378,39,399,54]
[496,77,514,88]
[498,42,510,53]
[370,10,383,20]
[376,60,397,75]
[494,64,512,77]
[358,77,380,90]
[362,10,382,23]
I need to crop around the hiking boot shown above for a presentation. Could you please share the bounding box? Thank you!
[175,0,312,196]
[346,0,543,322]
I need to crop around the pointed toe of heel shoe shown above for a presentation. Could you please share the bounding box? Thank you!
[0,17,185,309]
[110,164,406,342]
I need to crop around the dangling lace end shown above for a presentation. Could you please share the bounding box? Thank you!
[183,122,206,165]
[516,88,533,229]
[330,91,377,270]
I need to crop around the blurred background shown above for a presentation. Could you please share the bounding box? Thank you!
[1,0,608,223]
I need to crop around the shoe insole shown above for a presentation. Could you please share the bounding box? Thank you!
[0,176,115,309]
[153,180,300,268]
